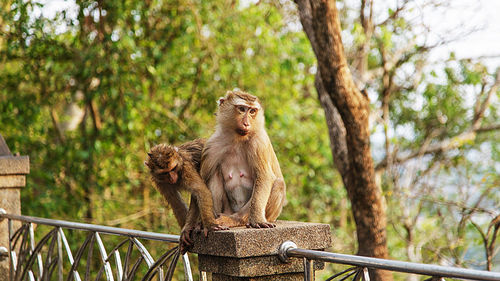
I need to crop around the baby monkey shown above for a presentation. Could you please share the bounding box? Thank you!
[145,139,228,251]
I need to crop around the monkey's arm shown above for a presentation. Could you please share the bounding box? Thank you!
[165,188,189,227]
[183,163,227,230]
[201,161,226,214]
[154,183,188,227]
[179,196,199,254]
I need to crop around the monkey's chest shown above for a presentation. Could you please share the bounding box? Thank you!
[221,155,254,212]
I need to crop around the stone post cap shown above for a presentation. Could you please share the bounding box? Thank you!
[0,133,30,176]
[0,156,30,176]
[190,220,331,258]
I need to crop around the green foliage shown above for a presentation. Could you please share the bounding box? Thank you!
[1,0,499,276]
[0,0,345,241]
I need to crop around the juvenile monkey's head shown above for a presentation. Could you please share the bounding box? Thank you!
[216,90,264,138]
[145,144,183,184]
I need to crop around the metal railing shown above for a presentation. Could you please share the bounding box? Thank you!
[2,210,500,281]
[0,210,193,281]
[279,241,500,281]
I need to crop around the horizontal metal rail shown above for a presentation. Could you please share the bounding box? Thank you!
[0,212,180,243]
[285,247,500,281]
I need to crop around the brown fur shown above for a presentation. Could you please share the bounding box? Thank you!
[202,90,286,228]
[145,139,227,250]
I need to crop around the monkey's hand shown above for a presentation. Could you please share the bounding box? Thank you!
[179,226,196,254]
[246,218,276,229]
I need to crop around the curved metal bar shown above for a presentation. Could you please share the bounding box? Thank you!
[8,219,14,281]
[325,267,358,281]
[127,256,144,280]
[338,269,357,281]
[181,253,193,281]
[64,231,93,281]
[17,223,31,280]
[130,238,155,267]
[122,239,134,281]
[114,251,123,281]
[131,238,165,281]
[59,228,83,281]
[286,248,500,281]
[164,248,180,281]
[352,268,362,281]
[361,267,370,281]
[57,231,63,281]
[29,223,44,281]
[40,229,58,281]
[18,228,57,281]
[303,258,313,281]
[140,246,178,281]
[10,222,27,249]
[95,232,115,281]
[0,213,179,243]
[46,256,59,281]
[85,233,96,281]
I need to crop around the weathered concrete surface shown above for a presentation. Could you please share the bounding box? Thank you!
[0,156,30,175]
[212,272,305,281]
[190,220,331,258]
[199,254,324,276]
[0,154,29,281]
[191,220,331,279]
[0,175,26,188]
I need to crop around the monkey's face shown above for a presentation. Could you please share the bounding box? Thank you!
[155,161,180,184]
[234,104,259,136]
[217,91,263,137]
[145,145,183,185]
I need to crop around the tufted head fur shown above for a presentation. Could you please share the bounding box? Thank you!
[145,144,184,184]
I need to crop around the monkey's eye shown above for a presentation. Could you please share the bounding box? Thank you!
[237,106,246,113]
[249,108,257,115]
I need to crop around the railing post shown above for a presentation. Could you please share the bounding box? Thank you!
[0,134,30,281]
[189,221,331,280]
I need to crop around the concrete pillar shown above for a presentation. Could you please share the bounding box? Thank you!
[0,134,30,280]
[190,221,331,280]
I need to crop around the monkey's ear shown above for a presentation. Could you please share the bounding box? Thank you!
[217,97,225,106]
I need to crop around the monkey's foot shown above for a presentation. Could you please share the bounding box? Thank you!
[246,221,276,228]
[202,223,229,237]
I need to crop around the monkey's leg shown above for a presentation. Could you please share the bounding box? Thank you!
[265,178,286,222]
[246,173,277,228]
[226,178,285,228]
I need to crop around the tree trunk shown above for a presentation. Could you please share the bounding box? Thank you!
[295,1,391,280]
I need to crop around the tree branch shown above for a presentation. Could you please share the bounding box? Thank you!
[316,72,349,178]
[376,124,500,171]
[50,109,66,144]
[473,70,500,129]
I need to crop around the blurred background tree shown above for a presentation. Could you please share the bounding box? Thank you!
[0,0,498,279]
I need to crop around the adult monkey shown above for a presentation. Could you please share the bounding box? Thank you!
[201,90,286,228]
